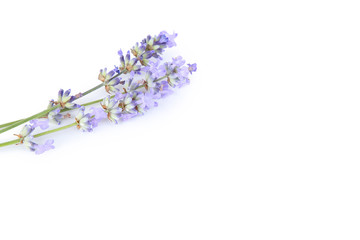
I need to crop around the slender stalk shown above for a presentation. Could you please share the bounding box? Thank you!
[0,119,23,129]
[0,105,60,134]
[34,122,77,138]
[0,139,20,148]
[0,122,77,149]
[80,83,104,98]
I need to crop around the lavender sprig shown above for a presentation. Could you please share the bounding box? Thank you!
[0,31,197,154]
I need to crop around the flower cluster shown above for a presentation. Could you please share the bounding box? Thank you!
[14,120,55,154]
[0,31,196,154]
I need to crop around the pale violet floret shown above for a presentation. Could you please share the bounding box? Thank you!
[98,68,114,82]
[100,96,122,123]
[141,31,177,58]
[30,119,49,130]
[142,72,156,91]
[105,77,121,93]
[116,93,136,114]
[98,68,121,93]
[130,42,155,66]
[188,63,197,74]
[89,107,107,127]
[147,59,166,79]
[159,31,178,48]
[132,91,146,115]
[47,108,63,125]
[35,139,55,154]
[118,50,141,74]
[57,89,80,109]
[144,89,160,110]
[15,124,54,154]
[159,56,192,88]
[118,77,140,94]
[75,107,93,132]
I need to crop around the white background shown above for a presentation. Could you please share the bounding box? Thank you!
[0,0,360,239]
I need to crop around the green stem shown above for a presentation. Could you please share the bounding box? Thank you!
[0,122,77,149]
[80,83,104,98]
[0,105,60,134]
[0,139,20,148]
[0,119,23,129]
[33,122,77,138]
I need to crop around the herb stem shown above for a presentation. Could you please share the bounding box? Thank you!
[0,122,77,149]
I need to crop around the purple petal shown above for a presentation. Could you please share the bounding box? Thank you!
[30,119,49,130]
[35,139,55,155]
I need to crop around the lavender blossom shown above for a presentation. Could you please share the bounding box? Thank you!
[118,77,139,94]
[75,107,93,132]
[47,108,63,125]
[142,72,156,91]
[132,92,146,115]
[98,68,115,82]
[120,112,137,121]
[130,42,144,58]
[57,89,80,109]
[14,125,54,154]
[188,63,197,74]
[155,81,173,98]
[159,31,178,48]
[23,135,37,152]
[159,56,191,87]
[144,89,160,109]
[14,125,35,145]
[147,59,166,79]
[118,50,141,74]
[100,96,122,123]
[117,93,136,114]
[131,42,155,66]
[99,68,121,93]
[141,31,177,58]
[105,77,121,93]
[139,50,155,66]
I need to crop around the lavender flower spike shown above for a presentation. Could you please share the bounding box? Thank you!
[0,31,197,155]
